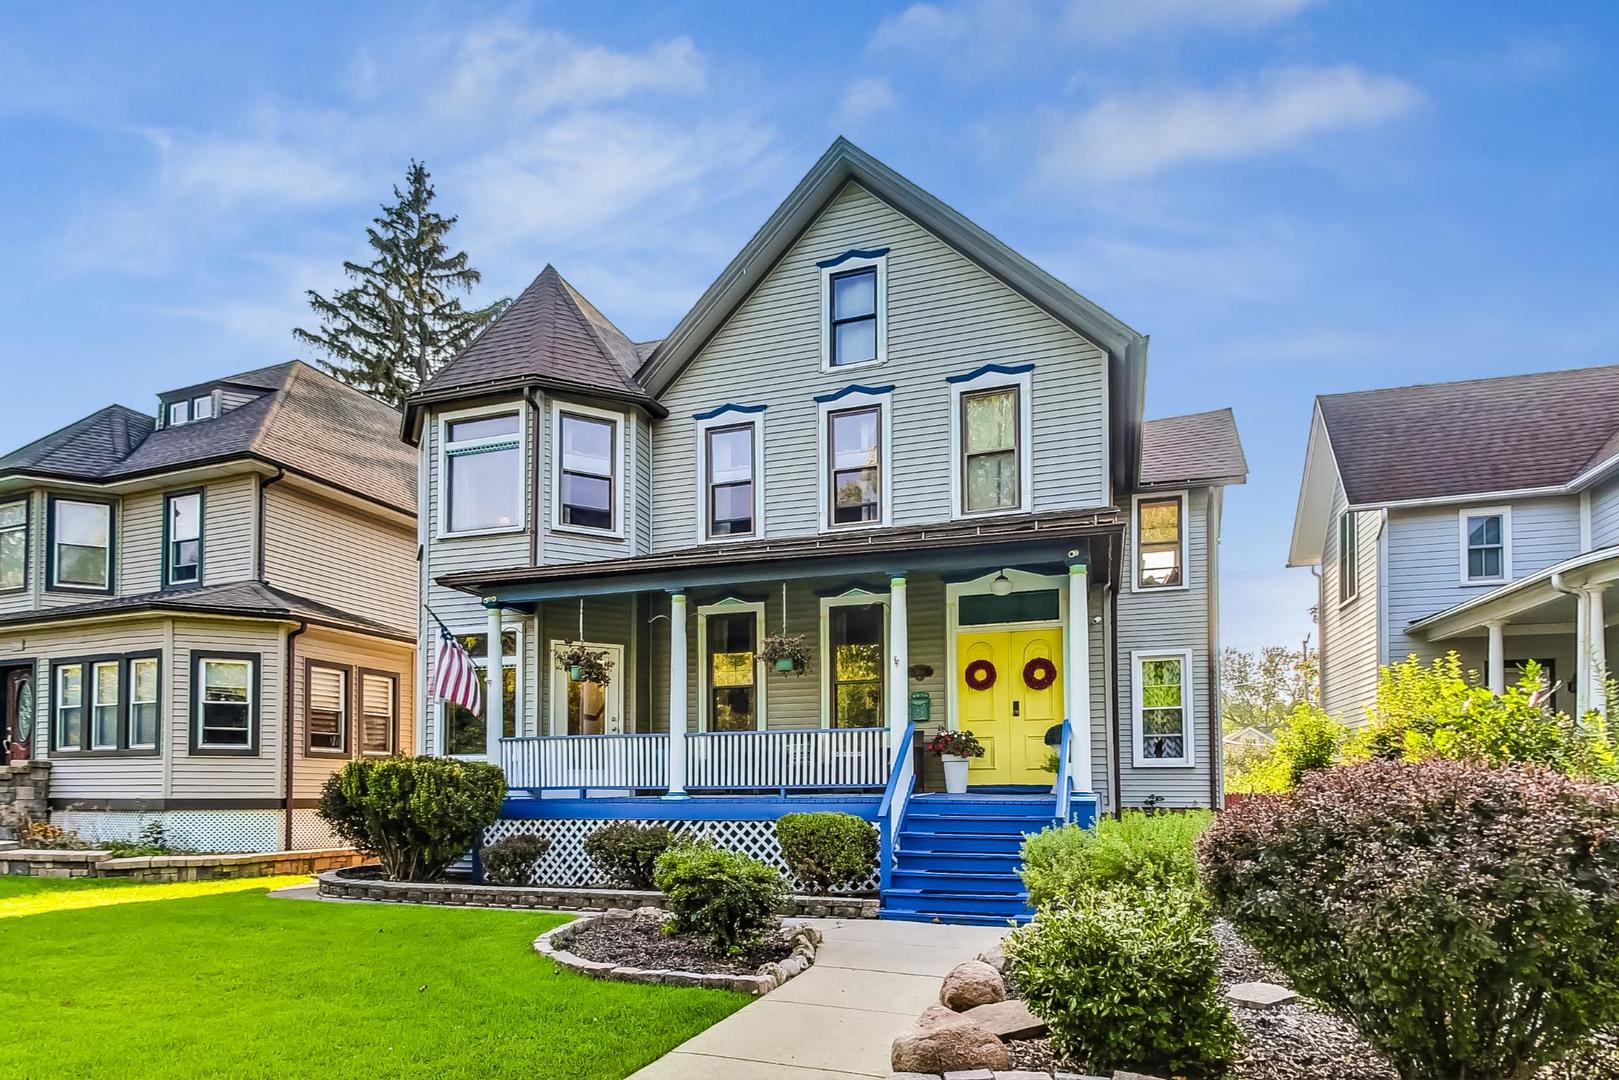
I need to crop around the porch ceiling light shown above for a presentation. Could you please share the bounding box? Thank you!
[990,571,1014,597]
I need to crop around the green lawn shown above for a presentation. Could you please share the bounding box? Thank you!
[0,875,749,1079]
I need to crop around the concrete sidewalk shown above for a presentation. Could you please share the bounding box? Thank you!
[629,917,1008,1080]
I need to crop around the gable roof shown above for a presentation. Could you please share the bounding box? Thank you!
[1140,408,1246,487]
[0,361,416,514]
[636,137,1150,493]
[404,266,663,438]
[1318,363,1619,506]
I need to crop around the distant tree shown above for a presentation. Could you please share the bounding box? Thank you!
[1221,644,1318,734]
[295,161,508,406]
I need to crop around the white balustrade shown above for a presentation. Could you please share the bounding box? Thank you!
[685,727,890,791]
[500,734,669,791]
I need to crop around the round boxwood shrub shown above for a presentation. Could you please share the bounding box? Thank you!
[482,833,551,886]
[584,822,675,889]
[1198,758,1619,1080]
[1020,810,1209,908]
[775,812,877,893]
[1005,884,1237,1077]
[653,843,788,956]
[317,756,506,882]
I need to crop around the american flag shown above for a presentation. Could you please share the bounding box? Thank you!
[434,626,482,715]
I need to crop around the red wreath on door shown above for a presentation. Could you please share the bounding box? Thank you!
[964,659,997,691]
[1023,657,1057,691]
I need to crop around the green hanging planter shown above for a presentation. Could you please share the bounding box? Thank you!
[569,664,584,682]
[774,657,796,672]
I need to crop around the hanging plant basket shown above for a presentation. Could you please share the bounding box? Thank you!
[909,664,934,682]
[759,632,811,676]
[554,642,614,687]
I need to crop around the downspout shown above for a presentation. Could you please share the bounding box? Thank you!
[526,390,541,567]
[257,468,287,581]
[1108,524,1123,818]
[1207,487,1223,810]
[282,619,308,850]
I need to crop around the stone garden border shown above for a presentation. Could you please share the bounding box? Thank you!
[533,908,822,996]
[317,866,879,919]
[0,848,362,881]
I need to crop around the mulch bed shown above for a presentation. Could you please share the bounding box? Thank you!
[563,914,793,976]
[1007,919,1619,1080]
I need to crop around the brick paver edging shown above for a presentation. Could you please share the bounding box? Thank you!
[534,909,822,996]
[316,867,880,919]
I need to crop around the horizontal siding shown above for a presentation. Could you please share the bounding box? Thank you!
[201,475,256,585]
[167,620,283,801]
[120,490,163,595]
[262,483,417,634]
[537,399,639,565]
[1592,477,1619,549]
[1319,479,1381,725]
[650,181,1109,550]
[289,628,416,801]
[1115,487,1213,809]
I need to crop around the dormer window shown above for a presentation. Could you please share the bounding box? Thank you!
[192,395,214,421]
[164,392,218,427]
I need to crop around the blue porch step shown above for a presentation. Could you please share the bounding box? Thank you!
[880,790,1057,926]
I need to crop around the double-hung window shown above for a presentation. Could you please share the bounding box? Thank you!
[54,663,84,751]
[164,490,202,588]
[0,498,26,592]
[705,424,757,538]
[50,652,159,754]
[193,655,258,753]
[130,657,159,750]
[827,406,882,527]
[1337,511,1358,603]
[49,497,112,592]
[1134,493,1185,590]
[1460,508,1510,584]
[703,608,761,731]
[442,411,522,534]
[961,387,1022,513]
[306,662,349,755]
[1133,650,1194,766]
[827,602,884,729]
[444,630,518,755]
[556,410,618,533]
[359,671,397,755]
[819,250,887,370]
[90,660,120,751]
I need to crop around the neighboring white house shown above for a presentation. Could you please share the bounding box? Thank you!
[1290,363,1619,725]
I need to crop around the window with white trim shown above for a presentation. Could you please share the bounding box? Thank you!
[1337,511,1358,603]
[444,630,519,755]
[820,252,887,370]
[0,498,26,592]
[194,655,257,752]
[1134,494,1184,590]
[705,423,757,538]
[51,653,160,754]
[698,602,764,731]
[1461,509,1509,584]
[49,496,112,591]
[55,663,83,751]
[441,410,523,534]
[829,602,884,728]
[130,657,159,750]
[1133,650,1193,766]
[555,407,620,534]
[360,671,397,755]
[827,406,882,527]
[306,663,349,755]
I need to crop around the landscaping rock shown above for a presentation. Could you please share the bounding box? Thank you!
[1226,981,1300,1010]
[940,960,1007,1011]
[942,1071,994,1080]
[1113,1073,1169,1080]
[990,1072,1051,1079]
[963,999,1048,1040]
[892,1005,1013,1073]
[889,1074,940,1080]
[977,944,1007,972]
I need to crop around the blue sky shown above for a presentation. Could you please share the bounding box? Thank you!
[3,1,1618,652]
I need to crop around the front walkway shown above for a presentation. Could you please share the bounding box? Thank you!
[629,917,1008,1079]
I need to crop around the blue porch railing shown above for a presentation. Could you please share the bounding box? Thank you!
[876,719,918,893]
[1054,718,1074,823]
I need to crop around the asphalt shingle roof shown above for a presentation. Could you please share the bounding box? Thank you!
[0,361,415,514]
[1140,408,1246,486]
[0,580,408,638]
[1318,364,1619,505]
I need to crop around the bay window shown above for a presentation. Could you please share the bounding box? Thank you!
[50,652,161,755]
[556,408,618,533]
[54,663,83,751]
[0,499,25,592]
[441,410,522,535]
[91,660,120,751]
[130,657,159,750]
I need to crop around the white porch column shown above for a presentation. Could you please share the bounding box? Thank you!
[485,604,504,766]
[1577,590,1592,718]
[1486,621,1506,695]
[665,591,690,798]
[888,575,910,754]
[1590,587,1608,717]
[1066,563,1094,792]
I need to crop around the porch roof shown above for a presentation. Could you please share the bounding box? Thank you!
[439,507,1122,606]
[1408,544,1619,641]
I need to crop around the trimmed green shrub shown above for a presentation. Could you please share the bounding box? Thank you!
[653,843,788,955]
[1199,758,1619,1080]
[585,822,675,889]
[482,833,551,886]
[1021,810,1210,907]
[317,756,506,882]
[1006,884,1237,1077]
[775,812,877,893]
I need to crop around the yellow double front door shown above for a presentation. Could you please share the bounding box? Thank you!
[956,628,1064,786]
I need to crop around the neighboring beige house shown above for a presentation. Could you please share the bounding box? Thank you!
[0,361,417,851]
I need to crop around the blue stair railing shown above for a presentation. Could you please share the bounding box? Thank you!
[1054,717,1074,825]
[876,718,918,894]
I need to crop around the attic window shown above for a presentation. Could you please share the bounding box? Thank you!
[165,393,217,427]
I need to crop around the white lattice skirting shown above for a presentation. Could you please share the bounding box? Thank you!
[481,817,880,893]
[288,809,344,851]
[54,810,283,853]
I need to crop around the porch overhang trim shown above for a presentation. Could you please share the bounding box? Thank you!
[1408,544,1619,641]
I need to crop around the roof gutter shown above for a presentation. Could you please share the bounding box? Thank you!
[401,375,666,445]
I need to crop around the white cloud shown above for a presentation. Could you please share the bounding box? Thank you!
[872,0,1318,53]
[147,130,361,207]
[1063,0,1320,40]
[441,25,706,118]
[1040,66,1422,182]
[838,77,898,125]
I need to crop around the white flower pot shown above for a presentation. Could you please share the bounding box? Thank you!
[941,754,971,794]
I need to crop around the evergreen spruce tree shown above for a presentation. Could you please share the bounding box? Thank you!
[295,161,508,406]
